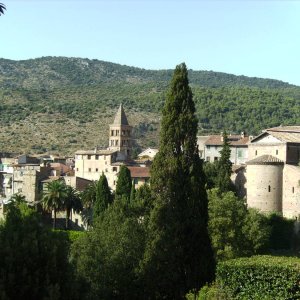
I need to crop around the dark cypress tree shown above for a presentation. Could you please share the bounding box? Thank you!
[93,173,112,219]
[115,165,132,200]
[216,132,234,194]
[142,63,215,299]
[130,181,136,203]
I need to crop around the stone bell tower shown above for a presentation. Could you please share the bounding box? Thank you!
[108,104,132,160]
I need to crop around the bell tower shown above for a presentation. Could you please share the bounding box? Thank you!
[108,104,132,160]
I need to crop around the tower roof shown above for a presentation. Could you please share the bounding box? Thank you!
[113,104,129,125]
[246,155,284,165]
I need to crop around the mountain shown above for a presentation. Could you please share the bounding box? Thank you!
[0,56,299,155]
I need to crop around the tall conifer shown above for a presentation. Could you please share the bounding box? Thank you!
[216,132,234,194]
[115,165,132,200]
[142,63,215,299]
[93,173,112,219]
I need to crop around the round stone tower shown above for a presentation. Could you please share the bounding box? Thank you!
[246,155,284,214]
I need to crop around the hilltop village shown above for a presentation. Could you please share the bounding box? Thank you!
[1,103,299,225]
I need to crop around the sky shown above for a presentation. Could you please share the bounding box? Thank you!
[1,0,300,85]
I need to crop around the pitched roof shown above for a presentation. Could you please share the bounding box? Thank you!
[205,135,249,146]
[128,166,150,178]
[113,104,129,125]
[251,126,300,143]
[267,126,300,133]
[50,163,71,174]
[246,155,284,165]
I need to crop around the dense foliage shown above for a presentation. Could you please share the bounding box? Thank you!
[217,256,300,299]
[208,189,270,260]
[71,199,146,300]
[0,57,299,154]
[0,202,80,300]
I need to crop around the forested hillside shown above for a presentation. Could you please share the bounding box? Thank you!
[0,56,299,154]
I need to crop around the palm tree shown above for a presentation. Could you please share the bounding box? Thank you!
[80,182,96,208]
[63,186,83,230]
[42,180,66,229]
[10,193,26,204]
[80,182,97,228]
[0,3,6,15]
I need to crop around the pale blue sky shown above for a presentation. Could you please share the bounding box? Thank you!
[1,0,300,85]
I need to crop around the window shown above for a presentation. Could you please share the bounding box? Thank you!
[105,168,108,172]
[206,157,210,162]
[214,157,218,161]
[116,130,119,135]
[268,185,271,192]
[134,178,138,185]
[96,168,99,172]
[276,149,278,155]
[207,145,211,150]
[111,130,114,136]
[122,130,125,136]
[95,155,99,160]
[88,168,91,172]
[238,150,243,158]
[76,168,79,172]
[87,155,91,160]
[116,140,119,146]
[127,130,130,136]
[292,187,295,193]
[214,146,218,150]
[113,180,116,185]
[255,150,258,156]
[113,167,117,172]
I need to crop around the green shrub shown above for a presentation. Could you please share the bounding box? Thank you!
[185,283,229,300]
[217,255,300,299]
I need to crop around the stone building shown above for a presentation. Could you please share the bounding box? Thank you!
[246,126,300,218]
[74,104,151,191]
[0,155,51,204]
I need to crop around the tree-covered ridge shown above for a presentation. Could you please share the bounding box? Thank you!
[0,56,295,89]
[0,57,300,154]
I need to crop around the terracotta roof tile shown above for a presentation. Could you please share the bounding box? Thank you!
[128,166,150,178]
[205,135,249,146]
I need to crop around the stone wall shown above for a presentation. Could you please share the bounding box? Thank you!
[247,164,283,213]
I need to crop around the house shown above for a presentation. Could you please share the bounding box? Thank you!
[128,166,150,188]
[138,148,158,160]
[198,133,249,164]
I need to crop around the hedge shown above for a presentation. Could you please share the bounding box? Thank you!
[217,255,300,300]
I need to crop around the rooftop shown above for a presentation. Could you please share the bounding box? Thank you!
[205,134,249,146]
[113,104,129,125]
[251,126,300,143]
[75,149,117,155]
[246,155,284,165]
[128,166,150,178]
